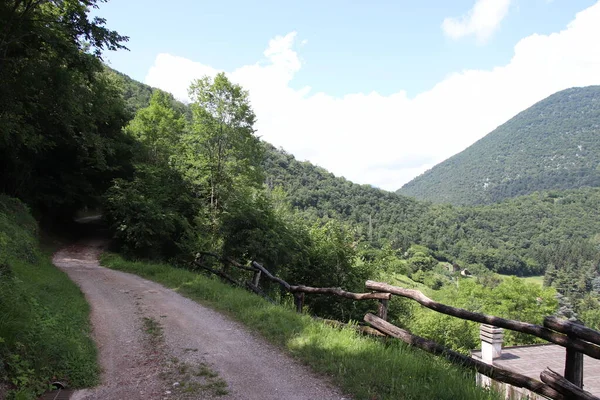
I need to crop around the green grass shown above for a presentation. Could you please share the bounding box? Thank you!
[0,196,99,399]
[499,273,545,287]
[101,252,500,400]
[387,272,432,292]
[521,275,544,286]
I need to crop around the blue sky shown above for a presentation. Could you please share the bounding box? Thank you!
[94,0,600,190]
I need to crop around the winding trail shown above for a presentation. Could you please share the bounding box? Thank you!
[53,238,347,400]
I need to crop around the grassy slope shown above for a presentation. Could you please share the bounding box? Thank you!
[499,274,544,287]
[0,196,98,398]
[101,253,499,400]
[521,276,544,286]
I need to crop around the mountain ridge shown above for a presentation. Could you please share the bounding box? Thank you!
[114,69,600,278]
[397,86,600,205]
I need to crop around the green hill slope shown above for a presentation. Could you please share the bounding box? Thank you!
[263,143,427,248]
[398,86,600,205]
[0,196,98,397]
[118,71,600,277]
[264,142,600,275]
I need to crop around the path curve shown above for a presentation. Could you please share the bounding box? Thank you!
[53,239,347,400]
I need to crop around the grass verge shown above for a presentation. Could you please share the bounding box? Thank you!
[101,252,499,400]
[0,196,99,399]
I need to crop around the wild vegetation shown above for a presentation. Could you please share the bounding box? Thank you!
[398,86,600,205]
[0,1,126,397]
[0,196,98,398]
[0,0,132,223]
[262,142,600,331]
[100,253,499,400]
[1,0,599,397]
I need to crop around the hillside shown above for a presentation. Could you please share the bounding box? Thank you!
[116,74,600,277]
[0,196,98,397]
[263,143,427,248]
[398,86,600,205]
[110,68,189,118]
[264,141,600,275]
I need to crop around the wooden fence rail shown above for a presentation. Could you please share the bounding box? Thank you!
[193,253,389,317]
[193,251,600,400]
[364,280,600,400]
[541,369,598,400]
[364,313,565,400]
[544,317,600,347]
[365,280,600,360]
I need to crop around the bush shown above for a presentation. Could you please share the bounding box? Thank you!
[103,163,199,259]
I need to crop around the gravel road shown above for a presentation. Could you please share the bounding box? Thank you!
[53,239,348,400]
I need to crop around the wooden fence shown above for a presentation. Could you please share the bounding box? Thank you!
[193,252,600,400]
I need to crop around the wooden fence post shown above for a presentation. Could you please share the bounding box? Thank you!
[378,298,389,321]
[294,292,304,313]
[252,270,261,288]
[564,321,584,388]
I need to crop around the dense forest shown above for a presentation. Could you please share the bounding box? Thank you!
[112,73,600,340]
[398,86,600,205]
[1,1,600,396]
[103,62,600,333]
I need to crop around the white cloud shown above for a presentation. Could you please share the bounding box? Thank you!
[146,3,600,191]
[442,0,512,43]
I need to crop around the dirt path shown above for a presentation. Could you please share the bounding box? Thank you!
[53,239,348,400]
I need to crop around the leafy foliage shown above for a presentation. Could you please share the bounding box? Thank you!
[405,278,558,353]
[104,164,198,259]
[0,0,132,220]
[0,197,98,397]
[181,73,264,212]
[124,90,186,164]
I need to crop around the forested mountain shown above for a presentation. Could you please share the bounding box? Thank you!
[109,69,189,117]
[117,76,600,279]
[262,141,600,326]
[263,143,600,272]
[398,86,600,205]
[263,143,427,248]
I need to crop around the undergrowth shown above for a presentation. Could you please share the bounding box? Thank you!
[0,196,98,399]
[101,252,500,400]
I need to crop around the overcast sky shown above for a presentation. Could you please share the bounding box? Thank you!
[96,0,600,190]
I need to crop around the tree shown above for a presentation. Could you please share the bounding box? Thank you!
[124,90,185,164]
[104,164,198,259]
[104,89,197,259]
[181,73,263,215]
[0,0,130,218]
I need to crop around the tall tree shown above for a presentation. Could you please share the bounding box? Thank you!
[124,90,185,164]
[181,72,263,215]
[0,0,130,218]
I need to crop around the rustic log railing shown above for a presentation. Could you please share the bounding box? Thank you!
[193,251,600,400]
[365,280,600,360]
[365,313,565,400]
[193,253,390,319]
[541,369,598,400]
[365,280,600,400]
